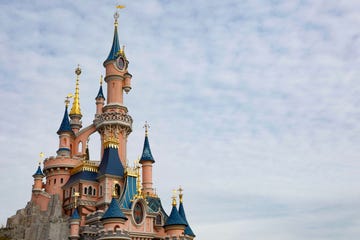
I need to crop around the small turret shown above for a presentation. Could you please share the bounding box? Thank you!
[69,208,80,240]
[178,187,195,238]
[57,95,73,157]
[32,153,45,192]
[101,183,128,234]
[139,122,155,196]
[164,190,187,237]
[95,75,105,115]
[69,65,83,133]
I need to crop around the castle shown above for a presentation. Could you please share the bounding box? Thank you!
[6,6,195,240]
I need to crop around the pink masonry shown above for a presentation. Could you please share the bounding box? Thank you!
[8,5,197,240]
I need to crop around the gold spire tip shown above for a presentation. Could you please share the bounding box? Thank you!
[178,186,184,203]
[143,121,150,136]
[114,4,125,26]
[172,189,177,206]
[39,152,44,165]
[100,75,103,85]
[75,64,81,76]
[70,65,82,115]
[65,93,73,107]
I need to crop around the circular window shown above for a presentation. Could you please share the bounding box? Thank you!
[133,202,144,224]
[116,57,125,70]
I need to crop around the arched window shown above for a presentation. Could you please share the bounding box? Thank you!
[88,186,92,195]
[114,225,120,232]
[78,141,83,153]
[84,187,87,195]
[93,189,96,196]
[156,214,162,225]
[115,184,121,198]
[61,178,63,184]
[54,179,56,184]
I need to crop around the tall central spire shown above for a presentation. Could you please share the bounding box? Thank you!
[104,10,122,63]
[70,65,82,116]
[69,65,83,133]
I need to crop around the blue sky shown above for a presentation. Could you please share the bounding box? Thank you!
[1,0,360,239]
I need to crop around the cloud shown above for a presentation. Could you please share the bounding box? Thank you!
[1,1,360,239]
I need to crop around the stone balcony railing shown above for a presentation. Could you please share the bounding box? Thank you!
[94,112,133,129]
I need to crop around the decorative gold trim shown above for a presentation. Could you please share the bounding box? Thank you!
[70,160,98,175]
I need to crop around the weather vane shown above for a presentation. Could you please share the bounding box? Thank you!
[114,4,125,24]
[65,93,73,107]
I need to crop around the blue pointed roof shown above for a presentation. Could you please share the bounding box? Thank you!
[104,24,120,63]
[179,202,195,237]
[119,175,137,209]
[71,208,80,220]
[164,205,187,227]
[57,106,72,135]
[95,85,105,100]
[139,135,155,163]
[101,197,127,220]
[33,165,44,177]
[98,147,124,177]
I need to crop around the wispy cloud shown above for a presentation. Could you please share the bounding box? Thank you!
[0,0,360,239]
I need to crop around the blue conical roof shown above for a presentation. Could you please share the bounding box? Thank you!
[71,208,80,220]
[33,165,44,177]
[164,205,187,227]
[101,197,127,220]
[139,135,155,163]
[98,146,125,177]
[179,202,195,237]
[57,106,72,135]
[104,24,120,63]
[95,85,105,100]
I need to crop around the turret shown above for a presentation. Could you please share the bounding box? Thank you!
[97,129,125,207]
[69,65,83,134]
[94,8,133,167]
[57,96,74,157]
[164,190,187,237]
[32,156,45,192]
[139,122,155,196]
[95,75,105,115]
[178,187,196,239]
[69,208,81,240]
[100,183,130,240]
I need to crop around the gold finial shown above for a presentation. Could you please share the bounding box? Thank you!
[114,5,125,27]
[65,93,73,107]
[39,152,44,166]
[75,64,81,76]
[172,189,177,206]
[178,186,184,203]
[70,65,82,116]
[73,192,80,208]
[100,75,103,86]
[143,121,150,136]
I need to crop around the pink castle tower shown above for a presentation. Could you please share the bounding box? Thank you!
[6,5,195,240]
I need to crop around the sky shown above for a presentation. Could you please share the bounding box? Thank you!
[1,0,360,239]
